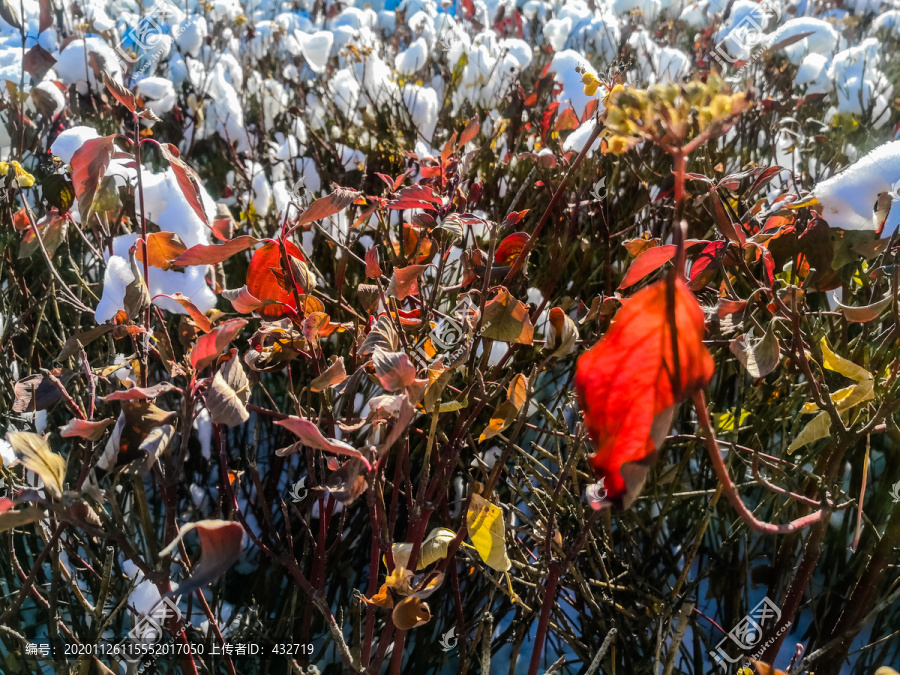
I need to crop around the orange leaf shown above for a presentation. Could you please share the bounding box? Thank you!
[157,293,212,332]
[246,241,305,319]
[575,278,714,507]
[137,232,187,270]
[191,318,247,371]
[618,245,677,289]
[458,115,480,147]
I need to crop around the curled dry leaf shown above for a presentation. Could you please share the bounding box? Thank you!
[466,492,511,572]
[295,187,361,228]
[362,584,394,609]
[59,417,116,441]
[832,293,891,323]
[7,431,67,499]
[275,416,372,471]
[392,596,432,630]
[319,457,368,505]
[575,278,714,508]
[13,372,66,413]
[122,253,151,321]
[479,374,527,443]
[159,520,244,598]
[222,286,267,314]
[544,307,577,358]
[310,357,347,392]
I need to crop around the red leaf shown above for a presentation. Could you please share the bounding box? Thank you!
[388,184,443,211]
[70,135,117,224]
[494,232,529,266]
[365,247,382,278]
[501,210,529,229]
[191,319,248,371]
[159,520,243,597]
[103,382,181,401]
[575,278,714,507]
[158,143,209,226]
[102,71,135,112]
[222,285,265,314]
[171,235,259,266]
[618,245,677,289]
[246,241,305,319]
[386,265,427,301]
[541,101,560,140]
[275,416,372,470]
[39,0,52,32]
[582,98,599,123]
[295,187,361,228]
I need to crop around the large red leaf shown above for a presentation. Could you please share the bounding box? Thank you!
[575,278,714,507]
[246,241,305,319]
[70,135,117,224]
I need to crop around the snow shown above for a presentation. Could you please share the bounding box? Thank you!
[547,50,600,120]
[51,127,101,164]
[94,256,136,324]
[814,141,900,233]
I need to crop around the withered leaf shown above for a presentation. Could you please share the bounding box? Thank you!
[7,431,67,498]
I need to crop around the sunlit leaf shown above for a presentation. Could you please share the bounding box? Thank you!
[481,288,534,345]
[275,416,372,470]
[310,357,347,392]
[466,492,511,571]
[7,431,66,498]
[575,278,714,507]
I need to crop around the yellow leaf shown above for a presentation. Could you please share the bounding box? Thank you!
[788,411,831,454]
[7,431,66,498]
[466,493,511,571]
[391,527,457,571]
[820,338,871,383]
